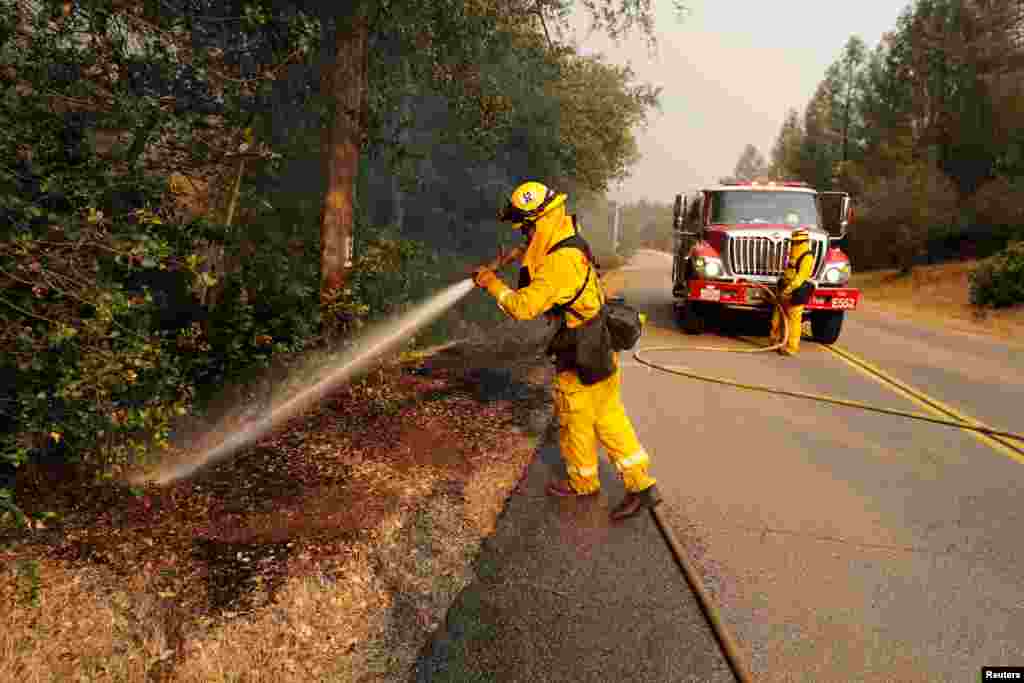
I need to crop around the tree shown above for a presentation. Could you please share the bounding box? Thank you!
[770,108,804,180]
[838,36,867,165]
[0,0,676,480]
[316,0,685,309]
[856,32,914,165]
[770,0,1024,270]
[354,20,660,262]
[552,53,659,194]
[799,65,843,189]
[319,5,367,307]
[767,36,867,191]
[0,0,309,470]
[859,160,958,272]
[732,144,769,181]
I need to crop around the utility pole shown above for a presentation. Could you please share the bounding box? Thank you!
[610,205,618,253]
[611,203,621,254]
[607,201,617,254]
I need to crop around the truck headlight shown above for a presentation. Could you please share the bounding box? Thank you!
[822,263,851,285]
[694,256,724,279]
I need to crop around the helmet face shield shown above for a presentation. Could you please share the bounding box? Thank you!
[528,189,557,218]
[499,200,532,225]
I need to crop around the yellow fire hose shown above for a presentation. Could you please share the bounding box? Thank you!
[466,260,1019,681]
[632,284,1024,442]
[631,283,1024,683]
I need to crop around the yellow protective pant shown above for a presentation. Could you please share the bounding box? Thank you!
[771,301,805,354]
[552,365,656,495]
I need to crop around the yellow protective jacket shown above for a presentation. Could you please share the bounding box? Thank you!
[484,202,603,329]
[781,240,814,298]
[486,198,654,496]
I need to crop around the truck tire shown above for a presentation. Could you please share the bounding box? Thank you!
[676,300,705,335]
[811,310,844,345]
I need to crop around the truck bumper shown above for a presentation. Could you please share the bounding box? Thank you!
[682,280,860,312]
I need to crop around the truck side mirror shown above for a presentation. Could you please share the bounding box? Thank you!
[832,196,852,242]
[673,193,698,237]
[819,191,850,242]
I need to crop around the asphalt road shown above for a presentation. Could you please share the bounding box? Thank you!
[619,249,1024,682]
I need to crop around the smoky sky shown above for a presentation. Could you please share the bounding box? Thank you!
[567,0,909,203]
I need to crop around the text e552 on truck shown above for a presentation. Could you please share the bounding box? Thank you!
[671,180,858,344]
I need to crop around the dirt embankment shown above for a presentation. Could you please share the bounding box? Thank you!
[853,261,1024,345]
[1,322,556,682]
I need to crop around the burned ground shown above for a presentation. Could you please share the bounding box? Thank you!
[1,342,554,682]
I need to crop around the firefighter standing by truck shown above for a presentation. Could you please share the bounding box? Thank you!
[771,228,816,356]
[471,181,661,521]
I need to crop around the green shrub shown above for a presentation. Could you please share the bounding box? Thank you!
[969,241,1024,308]
[320,234,443,339]
[187,217,320,407]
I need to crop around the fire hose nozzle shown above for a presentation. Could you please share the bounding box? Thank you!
[474,246,525,276]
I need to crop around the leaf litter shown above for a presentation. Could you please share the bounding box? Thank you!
[1,340,553,682]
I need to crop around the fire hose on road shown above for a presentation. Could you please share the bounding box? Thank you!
[633,283,1024,444]
[628,283,1024,683]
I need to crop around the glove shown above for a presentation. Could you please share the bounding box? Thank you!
[472,267,497,289]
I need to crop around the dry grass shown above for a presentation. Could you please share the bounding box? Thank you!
[463,432,537,537]
[2,451,539,683]
[168,442,538,683]
[0,562,164,682]
[1,355,548,683]
[853,261,1024,345]
[169,511,408,683]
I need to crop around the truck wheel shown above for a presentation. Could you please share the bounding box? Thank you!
[712,307,735,335]
[811,311,844,345]
[676,301,705,335]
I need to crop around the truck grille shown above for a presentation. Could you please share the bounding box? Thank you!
[727,236,825,277]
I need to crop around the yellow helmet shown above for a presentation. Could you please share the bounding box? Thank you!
[498,181,564,225]
[791,228,810,243]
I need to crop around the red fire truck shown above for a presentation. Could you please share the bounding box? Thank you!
[671,180,859,344]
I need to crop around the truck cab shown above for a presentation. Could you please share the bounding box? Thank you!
[671,180,859,344]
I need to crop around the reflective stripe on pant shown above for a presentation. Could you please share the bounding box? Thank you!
[771,301,805,354]
[552,366,656,494]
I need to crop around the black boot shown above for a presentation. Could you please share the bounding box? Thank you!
[610,484,662,521]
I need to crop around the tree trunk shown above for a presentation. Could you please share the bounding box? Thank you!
[391,166,405,232]
[391,59,412,233]
[843,62,852,163]
[319,10,369,306]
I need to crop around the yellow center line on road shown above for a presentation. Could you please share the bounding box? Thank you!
[618,258,1022,461]
[729,333,1024,462]
[825,344,1024,466]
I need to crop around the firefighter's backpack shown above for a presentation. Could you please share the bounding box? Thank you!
[782,251,816,306]
[546,233,644,351]
[543,229,645,385]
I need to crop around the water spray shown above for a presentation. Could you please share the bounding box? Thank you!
[132,247,524,486]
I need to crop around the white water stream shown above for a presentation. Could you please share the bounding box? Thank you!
[134,279,477,485]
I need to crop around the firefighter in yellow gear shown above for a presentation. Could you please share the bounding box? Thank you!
[771,228,815,356]
[472,181,660,520]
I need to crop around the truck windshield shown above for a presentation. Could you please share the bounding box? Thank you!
[710,191,819,226]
